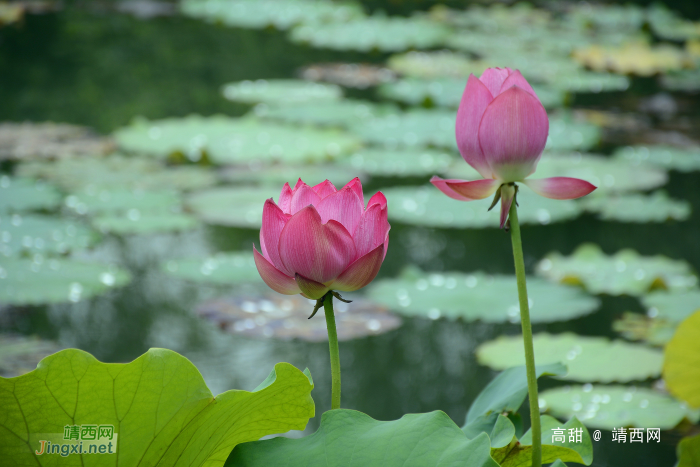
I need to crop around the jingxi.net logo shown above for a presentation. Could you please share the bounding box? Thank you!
[33,425,117,457]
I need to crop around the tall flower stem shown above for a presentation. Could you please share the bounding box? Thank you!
[323,292,341,410]
[508,199,541,467]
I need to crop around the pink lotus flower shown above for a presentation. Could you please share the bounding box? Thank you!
[431,67,596,228]
[253,178,390,300]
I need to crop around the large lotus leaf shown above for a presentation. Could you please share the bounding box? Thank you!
[92,211,199,235]
[64,188,182,215]
[378,77,565,109]
[613,145,700,173]
[17,154,219,191]
[350,109,456,149]
[181,0,363,30]
[0,122,114,161]
[298,63,397,89]
[196,294,402,342]
[0,177,62,213]
[381,185,583,228]
[289,15,451,52]
[536,243,698,296]
[0,335,62,378]
[366,268,599,324]
[162,252,261,285]
[647,4,700,41]
[582,191,691,223]
[0,214,97,258]
[476,333,663,383]
[677,433,700,467]
[664,311,700,408]
[612,312,677,346]
[661,70,700,92]
[0,257,131,305]
[539,385,700,430]
[572,41,692,76]
[227,409,499,467]
[222,79,342,105]
[258,100,397,128]
[643,290,700,323]
[340,148,457,177]
[387,50,484,79]
[186,187,270,228]
[220,164,364,188]
[0,348,315,466]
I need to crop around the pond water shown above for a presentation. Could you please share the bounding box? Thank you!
[1,2,700,466]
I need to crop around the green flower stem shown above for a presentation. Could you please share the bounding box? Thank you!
[509,199,541,467]
[324,292,341,410]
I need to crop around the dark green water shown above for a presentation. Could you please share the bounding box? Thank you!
[2,5,700,466]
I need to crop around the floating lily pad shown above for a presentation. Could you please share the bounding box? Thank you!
[553,71,630,93]
[186,187,270,228]
[289,15,451,52]
[64,188,182,216]
[648,4,700,41]
[92,211,199,235]
[582,191,691,223]
[677,433,700,467]
[0,334,63,377]
[613,145,700,173]
[367,268,599,324]
[0,122,115,161]
[197,293,401,342]
[432,3,551,31]
[17,154,219,191]
[643,290,700,323]
[258,100,397,128]
[572,42,691,76]
[378,77,566,109]
[382,185,583,228]
[161,252,260,285]
[0,257,131,305]
[612,312,677,346]
[222,79,342,105]
[220,163,362,188]
[664,311,700,408]
[387,50,484,79]
[565,3,646,32]
[340,148,457,177]
[545,113,602,152]
[351,109,456,149]
[180,0,364,30]
[0,3,24,27]
[536,244,698,296]
[299,63,397,89]
[0,176,62,213]
[476,333,663,383]
[0,214,97,258]
[661,70,700,92]
[539,385,700,430]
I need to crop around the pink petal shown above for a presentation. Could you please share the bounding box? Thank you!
[331,244,385,292]
[290,183,322,214]
[343,177,364,208]
[478,86,549,182]
[499,70,540,104]
[353,202,390,259]
[294,273,329,300]
[293,178,305,190]
[456,74,495,178]
[313,180,337,199]
[260,199,291,274]
[478,67,513,98]
[445,178,501,200]
[315,186,364,235]
[278,206,356,284]
[279,183,293,214]
[430,176,473,201]
[500,185,515,229]
[523,177,597,200]
[367,191,387,209]
[253,247,301,295]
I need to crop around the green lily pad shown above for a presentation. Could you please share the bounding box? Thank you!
[227,410,498,467]
[366,268,599,324]
[643,290,700,323]
[92,211,199,235]
[476,333,663,383]
[612,312,677,346]
[298,63,397,89]
[289,15,451,52]
[539,384,700,430]
[553,71,630,93]
[0,334,62,378]
[350,109,456,149]
[648,4,700,41]
[0,214,97,258]
[17,154,219,191]
[664,311,700,408]
[0,176,62,213]
[64,188,182,215]
[677,433,700,467]
[582,191,691,223]
[180,0,364,30]
[222,79,342,105]
[220,163,362,188]
[258,100,397,128]
[161,252,260,285]
[381,185,583,229]
[536,243,698,296]
[613,145,700,173]
[197,293,401,342]
[0,122,115,161]
[544,113,602,152]
[0,257,131,305]
[186,187,270,228]
[115,115,361,164]
[661,70,700,92]
[564,3,645,32]
[339,148,457,177]
[387,50,483,79]
[572,42,691,76]
[0,348,315,466]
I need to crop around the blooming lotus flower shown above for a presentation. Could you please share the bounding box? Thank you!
[253,178,390,300]
[431,67,596,228]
